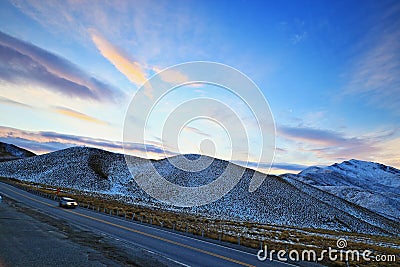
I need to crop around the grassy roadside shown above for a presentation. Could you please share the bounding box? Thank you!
[1,177,399,266]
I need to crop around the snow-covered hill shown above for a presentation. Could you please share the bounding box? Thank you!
[282,159,400,221]
[0,147,398,236]
[0,142,36,162]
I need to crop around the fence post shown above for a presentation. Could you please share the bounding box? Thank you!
[238,235,241,245]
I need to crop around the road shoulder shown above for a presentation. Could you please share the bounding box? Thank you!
[0,196,179,267]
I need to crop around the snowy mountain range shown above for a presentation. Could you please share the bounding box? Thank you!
[0,145,398,236]
[0,142,35,162]
[282,159,400,221]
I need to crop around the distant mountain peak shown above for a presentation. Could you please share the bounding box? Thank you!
[300,159,400,176]
[283,159,400,221]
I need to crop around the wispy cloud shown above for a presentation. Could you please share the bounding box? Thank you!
[291,31,307,45]
[89,29,147,86]
[272,162,308,172]
[182,126,211,137]
[278,124,398,163]
[233,159,306,173]
[0,96,33,109]
[0,31,121,102]
[344,2,400,115]
[89,31,194,100]
[278,19,308,45]
[278,125,357,146]
[11,0,208,67]
[152,66,189,84]
[8,1,208,101]
[53,106,108,125]
[0,126,175,158]
[0,126,278,174]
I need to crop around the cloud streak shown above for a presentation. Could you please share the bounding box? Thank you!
[53,106,108,125]
[182,126,211,137]
[5,125,397,173]
[233,159,306,173]
[0,126,175,158]
[0,126,291,174]
[272,163,308,172]
[89,31,191,100]
[0,31,121,102]
[278,125,359,146]
[344,1,400,115]
[0,96,33,109]
[89,29,147,86]
[277,125,398,163]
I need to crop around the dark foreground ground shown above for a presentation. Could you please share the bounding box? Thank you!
[0,196,176,267]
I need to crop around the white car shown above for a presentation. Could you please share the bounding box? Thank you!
[59,197,78,208]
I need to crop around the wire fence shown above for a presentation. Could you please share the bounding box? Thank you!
[5,180,262,249]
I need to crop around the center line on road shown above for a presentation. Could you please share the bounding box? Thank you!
[2,184,256,267]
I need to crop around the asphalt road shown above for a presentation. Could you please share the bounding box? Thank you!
[0,196,125,267]
[0,181,296,267]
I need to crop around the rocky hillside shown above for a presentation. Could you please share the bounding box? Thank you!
[0,142,36,162]
[282,159,400,221]
[0,147,398,236]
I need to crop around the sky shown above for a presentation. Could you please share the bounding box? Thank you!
[0,0,399,174]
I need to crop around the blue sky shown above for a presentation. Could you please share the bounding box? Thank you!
[0,0,399,173]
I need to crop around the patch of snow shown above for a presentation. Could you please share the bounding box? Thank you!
[0,147,398,236]
[283,159,400,221]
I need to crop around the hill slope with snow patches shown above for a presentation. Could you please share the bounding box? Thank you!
[0,147,398,236]
[0,142,36,162]
[282,159,400,221]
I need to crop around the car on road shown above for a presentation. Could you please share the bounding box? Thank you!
[59,197,78,208]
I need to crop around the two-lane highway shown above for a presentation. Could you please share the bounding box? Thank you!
[0,181,294,267]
